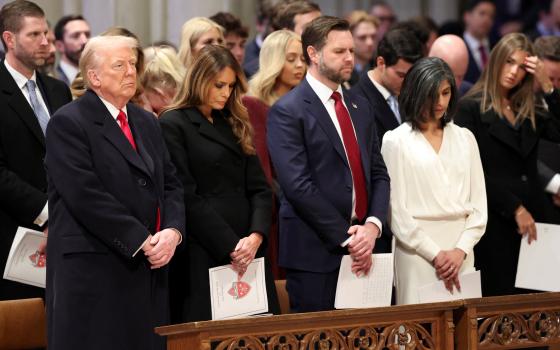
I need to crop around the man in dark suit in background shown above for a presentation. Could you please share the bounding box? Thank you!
[53,14,90,86]
[0,0,71,300]
[351,28,423,144]
[462,0,496,84]
[268,16,390,312]
[45,35,184,350]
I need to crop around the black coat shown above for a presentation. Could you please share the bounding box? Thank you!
[159,107,279,322]
[455,96,560,296]
[0,62,71,300]
[45,90,185,350]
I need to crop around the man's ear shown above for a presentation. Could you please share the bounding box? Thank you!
[87,69,101,88]
[54,40,65,53]
[307,45,319,65]
[2,31,15,51]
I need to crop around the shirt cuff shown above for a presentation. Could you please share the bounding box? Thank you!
[545,174,560,194]
[33,202,48,227]
[132,236,148,257]
[169,228,182,245]
[365,216,383,237]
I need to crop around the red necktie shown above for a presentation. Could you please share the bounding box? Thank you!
[117,110,137,151]
[117,110,161,231]
[478,44,488,68]
[331,91,367,221]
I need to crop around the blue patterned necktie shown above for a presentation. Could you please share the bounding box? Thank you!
[26,80,49,135]
[387,95,401,124]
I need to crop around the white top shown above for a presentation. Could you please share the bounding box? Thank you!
[59,59,79,84]
[305,72,382,233]
[381,122,487,261]
[463,31,490,71]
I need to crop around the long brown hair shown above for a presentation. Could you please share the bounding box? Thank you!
[166,45,255,154]
[466,33,537,128]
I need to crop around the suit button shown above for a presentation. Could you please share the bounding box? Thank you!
[346,185,352,192]
[520,175,528,182]
[138,178,147,186]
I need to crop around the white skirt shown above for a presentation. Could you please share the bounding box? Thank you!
[394,217,475,305]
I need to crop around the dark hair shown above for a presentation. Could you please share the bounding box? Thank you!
[54,14,86,41]
[271,0,320,31]
[0,0,45,49]
[463,0,495,13]
[210,12,248,39]
[391,20,430,48]
[376,28,424,67]
[301,16,349,65]
[534,36,560,62]
[399,57,457,130]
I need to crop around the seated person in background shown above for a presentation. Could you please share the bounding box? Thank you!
[141,46,185,116]
[381,57,487,305]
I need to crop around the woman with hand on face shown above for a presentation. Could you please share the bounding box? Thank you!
[381,57,487,305]
[242,30,306,278]
[455,33,560,297]
[159,45,279,322]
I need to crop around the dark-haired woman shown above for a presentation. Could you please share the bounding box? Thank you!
[455,33,560,297]
[381,57,487,305]
[159,45,279,322]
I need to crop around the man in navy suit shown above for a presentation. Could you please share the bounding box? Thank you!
[268,16,390,312]
[45,35,184,350]
[462,0,496,84]
[351,28,423,144]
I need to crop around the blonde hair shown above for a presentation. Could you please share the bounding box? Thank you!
[466,33,537,128]
[248,30,301,106]
[79,35,138,90]
[166,45,255,154]
[346,10,379,33]
[178,17,224,68]
[72,27,144,99]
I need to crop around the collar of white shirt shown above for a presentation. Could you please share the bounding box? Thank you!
[98,95,129,122]
[305,71,344,105]
[4,59,37,91]
[368,71,391,101]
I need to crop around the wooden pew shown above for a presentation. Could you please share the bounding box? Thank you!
[455,292,560,349]
[156,300,462,350]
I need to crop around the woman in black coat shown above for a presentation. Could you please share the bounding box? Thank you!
[455,33,560,297]
[159,45,279,322]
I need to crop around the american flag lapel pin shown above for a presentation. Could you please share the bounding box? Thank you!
[351,102,358,109]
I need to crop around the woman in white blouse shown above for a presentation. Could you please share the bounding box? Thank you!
[381,57,488,305]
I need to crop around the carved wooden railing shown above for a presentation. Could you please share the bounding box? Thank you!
[455,292,560,350]
[156,300,461,350]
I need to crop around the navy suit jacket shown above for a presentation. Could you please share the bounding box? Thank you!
[350,72,400,146]
[45,90,185,350]
[267,78,390,273]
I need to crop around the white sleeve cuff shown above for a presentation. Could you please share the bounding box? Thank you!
[365,216,383,237]
[545,174,560,194]
[132,238,147,257]
[33,202,48,227]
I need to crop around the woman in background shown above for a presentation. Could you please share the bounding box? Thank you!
[455,33,560,297]
[242,30,305,278]
[141,46,185,116]
[178,17,224,69]
[160,45,280,322]
[381,57,487,305]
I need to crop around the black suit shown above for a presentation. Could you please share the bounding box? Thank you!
[45,90,185,350]
[455,96,560,296]
[0,61,71,300]
[159,107,279,322]
[350,72,400,144]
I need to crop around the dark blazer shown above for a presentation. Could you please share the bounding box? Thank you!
[268,78,390,273]
[351,72,400,143]
[159,107,279,322]
[45,90,185,350]
[464,43,482,84]
[0,61,71,300]
[455,96,560,296]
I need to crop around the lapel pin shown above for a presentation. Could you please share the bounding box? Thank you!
[351,102,358,109]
